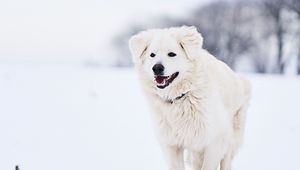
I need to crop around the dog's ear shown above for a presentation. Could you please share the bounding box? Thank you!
[129,31,152,63]
[177,26,203,60]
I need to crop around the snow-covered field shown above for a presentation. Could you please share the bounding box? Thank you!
[0,64,299,170]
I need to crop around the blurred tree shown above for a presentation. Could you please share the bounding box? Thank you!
[112,25,146,67]
[190,1,257,69]
[261,0,287,73]
[286,0,300,74]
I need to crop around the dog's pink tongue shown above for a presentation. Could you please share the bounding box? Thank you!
[156,76,164,84]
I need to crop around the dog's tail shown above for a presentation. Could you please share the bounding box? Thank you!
[240,76,252,103]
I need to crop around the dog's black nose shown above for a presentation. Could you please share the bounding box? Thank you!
[152,64,164,75]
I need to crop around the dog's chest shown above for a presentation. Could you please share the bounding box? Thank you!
[154,98,210,149]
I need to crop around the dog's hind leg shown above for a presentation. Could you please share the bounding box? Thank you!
[220,151,233,170]
[221,95,250,170]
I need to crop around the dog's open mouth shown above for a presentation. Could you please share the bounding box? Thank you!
[155,72,179,89]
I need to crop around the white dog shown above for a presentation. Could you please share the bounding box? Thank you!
[129,26,251,170]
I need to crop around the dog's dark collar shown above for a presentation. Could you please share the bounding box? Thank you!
[166,93,187,104]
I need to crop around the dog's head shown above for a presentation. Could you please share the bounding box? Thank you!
[129,26,203,90]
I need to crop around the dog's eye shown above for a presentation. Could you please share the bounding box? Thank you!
[150,53,156,57]
[168,52,176,57]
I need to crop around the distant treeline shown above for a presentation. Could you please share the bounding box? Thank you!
[112,0,300,75]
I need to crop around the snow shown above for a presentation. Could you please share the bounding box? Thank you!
[0,64,299,170]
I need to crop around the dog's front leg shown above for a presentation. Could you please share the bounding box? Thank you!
[191,151,205,170]
[163,146,185,170]
[201,144,224,170]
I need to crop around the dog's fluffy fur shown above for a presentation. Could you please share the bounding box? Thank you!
[129,26,251,170]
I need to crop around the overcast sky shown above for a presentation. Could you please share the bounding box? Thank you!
[0,0,208,65]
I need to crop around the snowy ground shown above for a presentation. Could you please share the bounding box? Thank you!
[0,64,299,170]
